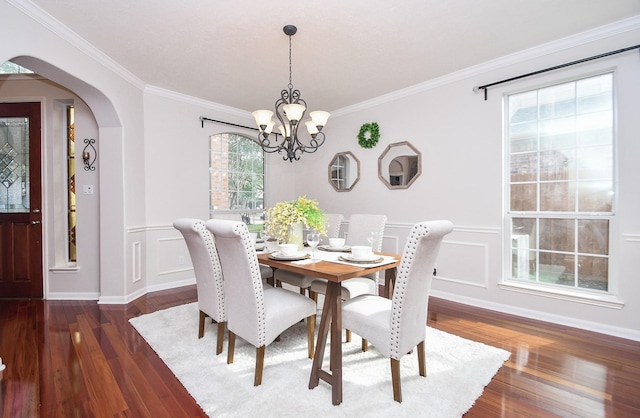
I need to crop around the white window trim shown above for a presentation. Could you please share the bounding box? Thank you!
[501,70,620,303]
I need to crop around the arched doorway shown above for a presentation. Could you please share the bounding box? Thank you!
[4,56,126,300]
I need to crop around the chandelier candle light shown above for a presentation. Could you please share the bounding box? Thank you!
[252,25,330,162]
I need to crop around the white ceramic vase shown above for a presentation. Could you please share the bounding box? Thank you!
[287,222,304,251]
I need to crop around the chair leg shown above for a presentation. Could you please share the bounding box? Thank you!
[309,290,318,303]
[227,331,236,364]
[362,338,368,352]
[307,314,316,359]
[216,321,225,355]
[417,341,426,377]
[390,358,402,403]
[299,287,306,296]
[198,310,207,339]
[254,346,266,386]
[346,329,351,342]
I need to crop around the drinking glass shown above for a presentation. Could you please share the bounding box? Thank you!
[261,230,275,252]
[367,231,378,248]
[307,231,320,260]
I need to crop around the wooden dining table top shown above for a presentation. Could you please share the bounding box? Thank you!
[256,251,401,283]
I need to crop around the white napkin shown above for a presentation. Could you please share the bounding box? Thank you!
[291,259,317,265]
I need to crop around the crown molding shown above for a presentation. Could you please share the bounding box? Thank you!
[7,0,146,91]
[331,15,640,117]
[144,85,250,118]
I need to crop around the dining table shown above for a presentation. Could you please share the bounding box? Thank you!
[257,247,401,405]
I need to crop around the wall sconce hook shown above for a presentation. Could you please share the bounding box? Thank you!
[82,138,97,171]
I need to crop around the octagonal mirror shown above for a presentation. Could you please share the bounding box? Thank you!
[328,151,360,192]
[378,141,421,189]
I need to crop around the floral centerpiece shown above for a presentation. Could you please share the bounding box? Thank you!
[264,196,326,245]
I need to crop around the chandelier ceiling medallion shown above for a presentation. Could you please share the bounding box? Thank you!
[252,25,330,162]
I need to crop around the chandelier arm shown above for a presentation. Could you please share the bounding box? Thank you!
[300,132,326,153]
[290,89,301,104]
[258,137,284,153]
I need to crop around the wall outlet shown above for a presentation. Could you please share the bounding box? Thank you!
[178,255,185,265]
[83,185,94,194]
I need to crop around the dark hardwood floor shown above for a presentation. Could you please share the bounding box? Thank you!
[1,285,639,417]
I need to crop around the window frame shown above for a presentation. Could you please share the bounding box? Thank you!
[208,132,266,227]
[501,70,622,307]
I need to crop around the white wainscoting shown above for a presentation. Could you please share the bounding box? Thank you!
[436,240,489,288]
[373,222,499,289]
[157,236,194,275]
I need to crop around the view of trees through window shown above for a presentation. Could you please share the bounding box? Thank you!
[209,133,264,226]
[507,73,613,293]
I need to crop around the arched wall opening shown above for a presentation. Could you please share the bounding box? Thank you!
[8,55,127,301]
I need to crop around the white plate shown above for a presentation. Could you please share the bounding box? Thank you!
[268,251,310,261]
[319,244,351,252]
[340,253,382,263]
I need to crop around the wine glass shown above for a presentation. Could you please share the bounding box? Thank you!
[307,231,320,260]
[367,231,378,249]
[261,230,274,252]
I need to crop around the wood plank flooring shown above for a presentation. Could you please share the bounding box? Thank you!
[1,285,639,417]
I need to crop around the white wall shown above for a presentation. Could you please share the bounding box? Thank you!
[289,19,640,340]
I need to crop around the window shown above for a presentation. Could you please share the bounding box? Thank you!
[209,133,264,226]
[67,105,77,262]
[506,73,614,293]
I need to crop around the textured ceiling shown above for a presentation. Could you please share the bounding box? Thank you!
[25,0,640,113]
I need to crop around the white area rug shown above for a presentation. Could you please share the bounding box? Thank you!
[130,302,510,417]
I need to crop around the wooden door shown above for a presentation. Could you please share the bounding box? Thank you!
[0,102,43,298]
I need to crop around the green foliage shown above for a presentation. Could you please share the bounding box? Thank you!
[264,196,326,243]
[357,122,380,148]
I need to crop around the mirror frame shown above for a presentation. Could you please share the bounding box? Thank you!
[377,141,422,190]
[328,151,360,192]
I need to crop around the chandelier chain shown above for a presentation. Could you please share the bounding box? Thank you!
[288,34,293,90]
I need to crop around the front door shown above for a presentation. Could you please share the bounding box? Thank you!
[0,102,43,298]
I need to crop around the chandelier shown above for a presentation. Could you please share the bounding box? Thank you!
[252,25,330,162]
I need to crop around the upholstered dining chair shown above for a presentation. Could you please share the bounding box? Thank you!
[310,214,387,301]
[205,219,317,386]
[275,213,344,296]
[320,213,344,245]
[173,218,226,355]
[210,212,274,283]
[341,220,454,402]
[309,214,387,343]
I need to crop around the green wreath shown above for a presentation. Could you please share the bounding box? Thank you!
[357,122,380,149]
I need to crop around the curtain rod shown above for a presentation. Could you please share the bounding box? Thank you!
[199,116,281,139]
[473,44,640,100]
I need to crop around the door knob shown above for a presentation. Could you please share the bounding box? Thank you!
[32,209,41,213]
[31,220,41,225]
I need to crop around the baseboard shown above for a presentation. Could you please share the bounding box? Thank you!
[95,278,197,305]
[47,291,101,300]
